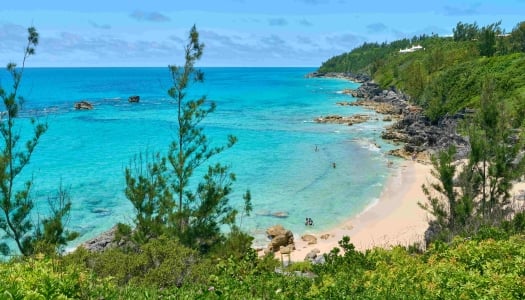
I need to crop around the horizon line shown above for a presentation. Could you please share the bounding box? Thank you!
[20,65,319,69]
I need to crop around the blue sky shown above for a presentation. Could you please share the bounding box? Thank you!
[1,0,524,67]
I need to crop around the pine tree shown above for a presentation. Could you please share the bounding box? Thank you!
[421,78,525,244]
[124,25,249,253]
[0,27,46,256]
[0,27,77,256]
[469,78,524,222]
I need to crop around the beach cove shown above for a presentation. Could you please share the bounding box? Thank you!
[8,67,402,252]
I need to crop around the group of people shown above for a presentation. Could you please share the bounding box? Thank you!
[305,217,314,226]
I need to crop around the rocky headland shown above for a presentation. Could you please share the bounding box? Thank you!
[307,72,470,161]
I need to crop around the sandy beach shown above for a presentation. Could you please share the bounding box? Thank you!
[286,160,432,261]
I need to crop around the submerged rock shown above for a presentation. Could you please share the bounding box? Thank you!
[272,211,289,218]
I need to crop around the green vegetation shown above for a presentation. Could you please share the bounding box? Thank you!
[321,20,525,246]
[2,23,525,299]
[120,25,252,255]
[421,78,525,243]
[1,233,523,299]
[0,27,77,257]
[319,21,525,123]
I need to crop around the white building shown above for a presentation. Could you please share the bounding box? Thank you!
[399,45,424,53]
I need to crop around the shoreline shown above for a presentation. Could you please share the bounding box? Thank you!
[286,160,431,261]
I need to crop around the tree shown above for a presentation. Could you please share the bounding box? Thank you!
[124,25,249,253]
[509,21,525,53]
[34,183,79,255]
[467,78,524,222]
[453,21,479,41]
[419,146,460,242]
[0,27,76,256]
[403,60,427,100]
[421,78,525,244]
[0,27,46,256]
[478,21,501,57]
[124,153,172,244]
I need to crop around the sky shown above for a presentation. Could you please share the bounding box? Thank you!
[1,0,524,67]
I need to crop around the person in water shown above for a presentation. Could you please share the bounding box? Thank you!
[305,217,314,226]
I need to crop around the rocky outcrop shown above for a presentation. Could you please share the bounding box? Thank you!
[314,114,371,126]
[266,225,295,252]
[321,73,470,160]
[82,226,118,252]
[381,109,470,159]
[338,100,402,116]
[305,72,371,83]
[74,101,93,110]
[128,95,140,103]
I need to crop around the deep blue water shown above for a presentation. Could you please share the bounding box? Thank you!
[1,67,398,249]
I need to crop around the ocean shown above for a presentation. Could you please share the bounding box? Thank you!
[2,67,398,249]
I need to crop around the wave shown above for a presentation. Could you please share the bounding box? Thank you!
[354,138,382,152]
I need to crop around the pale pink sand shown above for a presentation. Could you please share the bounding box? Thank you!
[286,160,432,261]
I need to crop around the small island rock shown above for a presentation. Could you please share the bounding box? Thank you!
[74,101,93,110]
[128,95,140,103]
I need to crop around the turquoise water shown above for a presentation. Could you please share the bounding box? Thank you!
[3,67,397,248]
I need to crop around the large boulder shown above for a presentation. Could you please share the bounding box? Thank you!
[266,224,287,238]
[74,101,93,110]
[266,225,294,252]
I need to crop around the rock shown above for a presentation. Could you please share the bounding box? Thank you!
[319,233,331,240]
[304,248,321,261]
[280,245,292,254]
[301,234,318,245]
[272,211,289,218]
[314,114,370,126]
[82,226,118,252]
[269,233,294,252]
[314,72,470,164]
[313,255,326,264]
[305,72,371,83]
[74,101,93,110]
[266,225,286,238]
[266,225,294,252]
[128,95,140,103]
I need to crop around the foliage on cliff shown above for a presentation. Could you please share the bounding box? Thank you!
[319,21,525,121]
